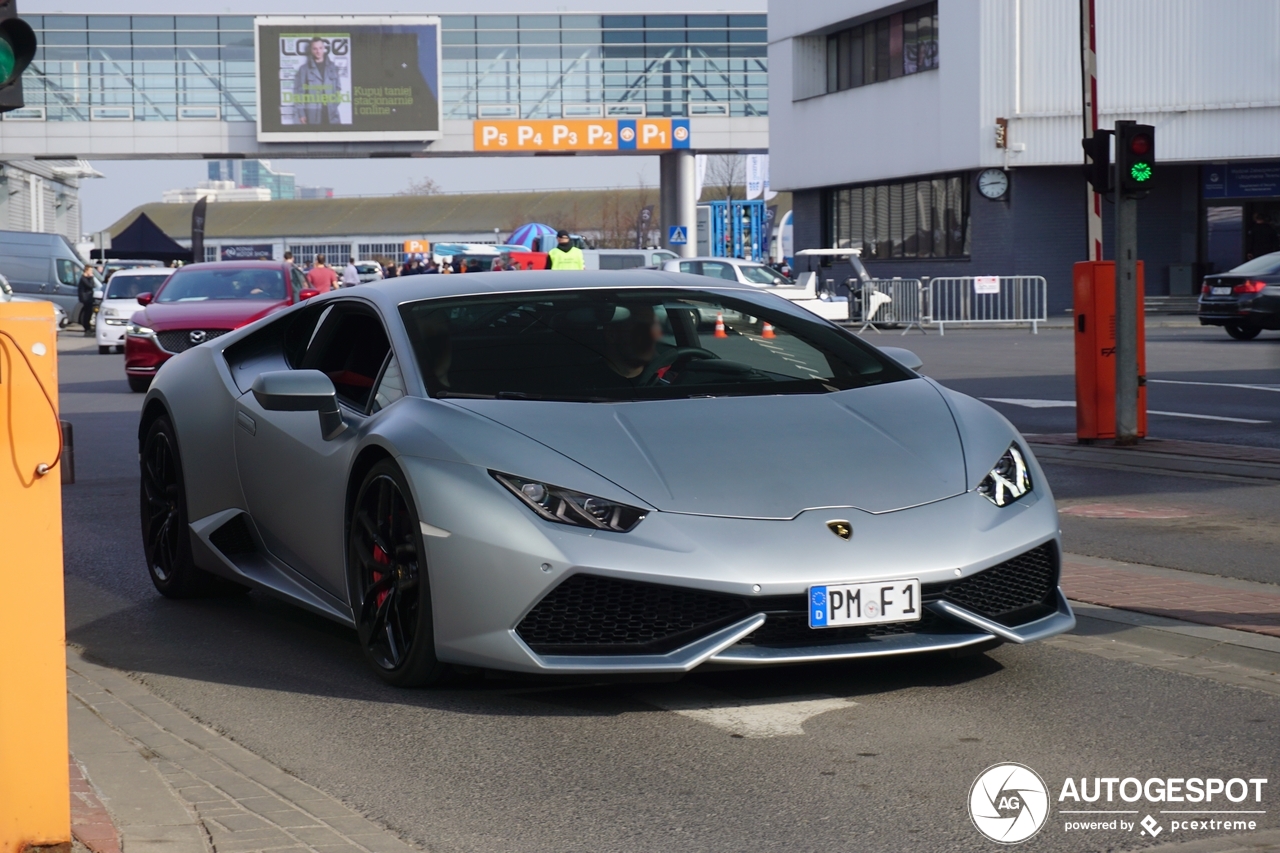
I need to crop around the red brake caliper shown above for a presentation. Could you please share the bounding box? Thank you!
[372,543,390,607]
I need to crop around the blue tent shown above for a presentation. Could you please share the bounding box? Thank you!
[506,223,557,250]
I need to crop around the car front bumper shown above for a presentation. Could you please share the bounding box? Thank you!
[402,457,1070,674]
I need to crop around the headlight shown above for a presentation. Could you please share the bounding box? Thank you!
[492,472,647,532]
[977,444,1032,507]
[128,322,155,338]
[103,308,119,318]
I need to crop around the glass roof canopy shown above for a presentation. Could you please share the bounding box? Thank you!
[14,14,767,123]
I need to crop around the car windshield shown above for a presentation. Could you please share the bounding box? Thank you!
[400,288,912,402]
[1227,252,1280,275]
[739,264,790,285]
[156,268,286,303]
[106,273,169,299]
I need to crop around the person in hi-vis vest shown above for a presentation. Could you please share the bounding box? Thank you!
[546,230,585,270]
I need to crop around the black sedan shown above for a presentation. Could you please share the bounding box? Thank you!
[1199,252,1280,340]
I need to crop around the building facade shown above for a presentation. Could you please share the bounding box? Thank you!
[0,160,85,242]
[769,0,1280,313]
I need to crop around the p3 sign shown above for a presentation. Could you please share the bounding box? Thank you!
[475,118,691,152]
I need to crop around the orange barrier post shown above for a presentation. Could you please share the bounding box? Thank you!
[0,302,71,853]
[761,321,776,339]
[714,313,727,338]
[1073,261,1147,442]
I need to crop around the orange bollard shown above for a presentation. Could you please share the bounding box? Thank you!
[761,321,775,339]
[714,312,728,338]
[0,302,71,853]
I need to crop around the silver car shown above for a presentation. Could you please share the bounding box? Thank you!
[138,271,1072,686]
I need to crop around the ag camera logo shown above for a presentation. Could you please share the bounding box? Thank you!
[969,763,1050,844]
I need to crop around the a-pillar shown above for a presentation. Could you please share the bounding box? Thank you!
[659,150,697,258]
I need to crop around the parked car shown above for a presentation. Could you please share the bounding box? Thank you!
[1199,252,1280,340]
[0,271,70,327]
[125,260,310,392]
[104,259,166,281]
[584,249,677,270]
[354,262,383,283]
[661,256,795,286]
[136,271,1072,686]
[0,230,99,316]
[96,267,173,354]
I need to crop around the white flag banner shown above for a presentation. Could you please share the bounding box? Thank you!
[695,154,708,201]
[745,154,765,200]
[763,154,777,200]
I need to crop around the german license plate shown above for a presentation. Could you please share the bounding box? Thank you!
[1211,286,1231,295]
[809,579,921,628]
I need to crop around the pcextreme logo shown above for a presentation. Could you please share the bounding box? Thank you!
[969,763,1050,844]
[969,764,1269,844]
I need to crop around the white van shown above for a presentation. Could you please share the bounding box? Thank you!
[583,249,677,270]
[95,267,173,353]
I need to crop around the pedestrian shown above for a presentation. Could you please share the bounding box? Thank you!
[422,258,439,274]
[491,258,506,272]
[545,230,585,270]
[342,256,361,287]
[1246,212,1280,260]
[284,250,299,271]
[77,264,97,337]
[305,254,339,292]
[400,256,421,276]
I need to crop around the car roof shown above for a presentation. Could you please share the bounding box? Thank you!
[332,269,759,307]
[665,256,762,265]
[174,260,287,271]
[109,267,173,277]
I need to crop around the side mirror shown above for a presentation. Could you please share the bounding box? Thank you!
[299,288,320,301]
[136,292,153,306]
[251,370,346,440]
[878,346,923,371]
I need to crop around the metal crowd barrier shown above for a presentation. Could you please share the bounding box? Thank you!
[925,276,1048,335]
[856,278,926,334]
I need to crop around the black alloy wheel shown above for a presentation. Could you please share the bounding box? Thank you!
[140,418,202,596]
[349,460,447,686]
[1225,323,1262,340]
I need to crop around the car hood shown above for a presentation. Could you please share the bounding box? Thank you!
[447,379,967,518]
[137,299,288,330]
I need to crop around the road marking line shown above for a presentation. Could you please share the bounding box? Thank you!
[1149,379,1280,393]
[981,398,1269,424]
[638,687,855,738]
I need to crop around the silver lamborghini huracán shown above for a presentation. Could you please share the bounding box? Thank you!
[138,271,1074,686]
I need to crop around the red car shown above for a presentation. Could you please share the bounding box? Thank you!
[125,261,313,392]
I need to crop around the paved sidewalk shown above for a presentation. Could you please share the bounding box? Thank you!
[67,646,421,853]
[1029,434,1280,481]
[1063,554,1280,639]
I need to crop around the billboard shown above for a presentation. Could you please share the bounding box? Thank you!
[255,16,441,143]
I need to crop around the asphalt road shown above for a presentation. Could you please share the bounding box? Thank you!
[58,332,1280,853]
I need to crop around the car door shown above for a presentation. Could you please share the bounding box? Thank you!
[233,300,396,599]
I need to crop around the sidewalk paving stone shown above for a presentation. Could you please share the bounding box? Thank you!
[66,645,424,853]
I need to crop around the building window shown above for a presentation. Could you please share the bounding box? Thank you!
[288,243,352,266]
[826,2,936,94]
[827,173,969,260]
[358,242,410,265]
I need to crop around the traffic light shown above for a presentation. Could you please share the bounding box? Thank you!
[1116,122,1155,197]
[1081,129,1112,194]
[0,0,37,114]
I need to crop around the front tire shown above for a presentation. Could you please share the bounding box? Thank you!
[98,345,110,355]
[1225,323,1262,340]
[140,417,207,597]
[348,460,448,687]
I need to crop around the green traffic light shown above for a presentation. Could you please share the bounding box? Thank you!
[0,36,15,85]
[1131,162,1153,182]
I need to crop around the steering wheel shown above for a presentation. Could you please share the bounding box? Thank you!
[640,346,718,385]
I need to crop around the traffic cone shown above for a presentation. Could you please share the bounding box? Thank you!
[761,321,776,339]
[714,313,728,338]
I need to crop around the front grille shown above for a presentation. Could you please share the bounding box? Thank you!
[516,574,748,655]
[937,542,1058,625]
[518,543,1060,656]
[156,328,230,353]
